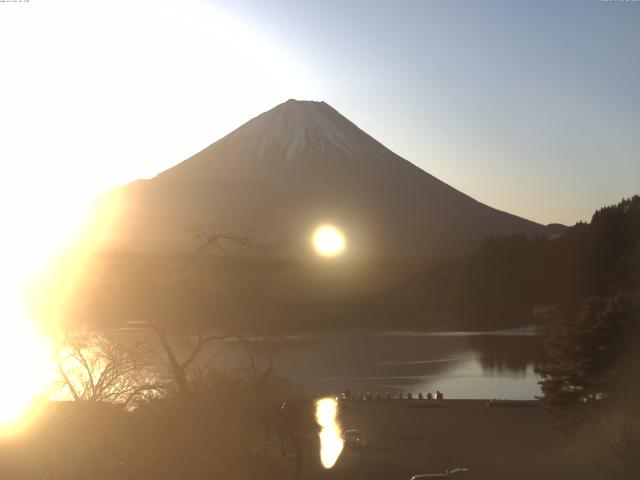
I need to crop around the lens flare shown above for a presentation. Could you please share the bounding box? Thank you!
[0,299,53,436]
[312,225,346,257]
[315,397,344,469]
[0,184,120,434]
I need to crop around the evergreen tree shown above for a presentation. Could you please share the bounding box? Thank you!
[537,243,640,478]
[538,243,640,428]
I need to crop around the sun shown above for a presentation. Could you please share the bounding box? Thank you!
[312,225,346,257]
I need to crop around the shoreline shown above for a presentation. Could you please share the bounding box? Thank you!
[301,399,595,480]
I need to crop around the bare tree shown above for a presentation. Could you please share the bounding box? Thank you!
[54,330,162,408]
[188,223,257,265]
[146,223,265,397]
[149,325,232,397]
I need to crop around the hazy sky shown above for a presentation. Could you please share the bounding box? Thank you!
[1,0,638,240]
[212,0,640,226]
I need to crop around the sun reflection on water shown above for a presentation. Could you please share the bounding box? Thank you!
[315,397,344,469]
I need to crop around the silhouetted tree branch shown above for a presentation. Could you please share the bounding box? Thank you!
[54,330,162,407]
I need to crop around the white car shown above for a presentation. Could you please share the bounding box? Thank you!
[410,467,469,479]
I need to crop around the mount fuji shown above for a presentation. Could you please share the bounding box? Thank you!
[105,99,560,259]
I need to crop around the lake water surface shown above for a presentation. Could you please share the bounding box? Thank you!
[211,327,546,400]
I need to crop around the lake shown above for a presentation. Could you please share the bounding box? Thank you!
[208,326,546,400]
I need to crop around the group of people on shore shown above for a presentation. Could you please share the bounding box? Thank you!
[340,389,444,401]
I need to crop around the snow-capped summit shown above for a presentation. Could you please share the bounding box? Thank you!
[224,100,361,164]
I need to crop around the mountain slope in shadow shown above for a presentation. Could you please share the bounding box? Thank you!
[106,99,560,260]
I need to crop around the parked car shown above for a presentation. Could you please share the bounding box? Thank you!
[343,429,362,447]
[409,467,469,479]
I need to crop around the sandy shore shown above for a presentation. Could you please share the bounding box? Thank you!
[301,399,598,480]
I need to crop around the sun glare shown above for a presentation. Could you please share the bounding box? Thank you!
[312,225,346,257]
[315,397,344,469]
[0,297,53,436]
[0,0,315,432]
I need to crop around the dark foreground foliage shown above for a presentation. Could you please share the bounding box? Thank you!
[536,202,640,479]
[0,370,317,480]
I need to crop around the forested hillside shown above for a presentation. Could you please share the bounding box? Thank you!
[447,196,640,329]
